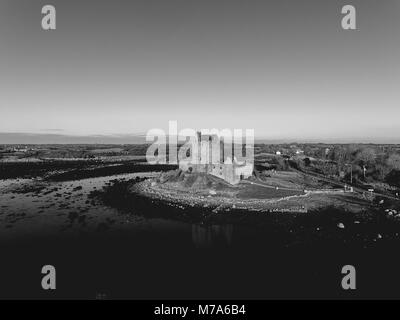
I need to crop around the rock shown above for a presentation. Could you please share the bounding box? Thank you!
[377,234,382,239]
[209,190,217,195]
[354,221,360,224]
[337,222,345,229]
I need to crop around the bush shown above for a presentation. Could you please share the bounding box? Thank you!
[385,169,400,188]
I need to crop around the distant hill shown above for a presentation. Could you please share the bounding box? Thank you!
[0,133,147,144]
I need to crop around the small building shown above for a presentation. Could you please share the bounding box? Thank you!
[325,148,330,156]
[13,146,29,153]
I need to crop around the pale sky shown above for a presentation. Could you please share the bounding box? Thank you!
[0,0,400,143]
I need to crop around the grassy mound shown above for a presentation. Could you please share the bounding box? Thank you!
[157,169,236,192]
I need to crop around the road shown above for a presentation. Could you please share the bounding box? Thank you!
[288,167,400,201]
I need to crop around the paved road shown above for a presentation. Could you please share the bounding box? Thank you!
[289,167,400,202]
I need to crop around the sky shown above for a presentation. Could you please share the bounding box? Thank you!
[0,0,399,143]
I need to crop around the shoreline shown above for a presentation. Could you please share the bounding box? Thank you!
[129,177,374,214]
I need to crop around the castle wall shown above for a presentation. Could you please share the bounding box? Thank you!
[178,132,253,185]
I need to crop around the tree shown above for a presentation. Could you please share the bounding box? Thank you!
[375,163,390,181]
[387,153,400,170]
[355,148,376,167]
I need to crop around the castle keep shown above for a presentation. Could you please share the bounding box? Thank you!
[178,132,253,185]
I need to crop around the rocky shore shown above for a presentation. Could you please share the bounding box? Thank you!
[130,173,375,215]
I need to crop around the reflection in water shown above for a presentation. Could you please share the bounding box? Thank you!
[192,224,233,248]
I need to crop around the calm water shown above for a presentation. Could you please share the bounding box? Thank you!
[1,175,400,299]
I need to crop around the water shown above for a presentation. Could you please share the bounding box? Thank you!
[1,174,400,298]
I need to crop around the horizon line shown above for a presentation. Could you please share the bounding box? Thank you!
[0,132,399,145]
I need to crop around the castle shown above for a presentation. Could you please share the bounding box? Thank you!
[178,132,254,185]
